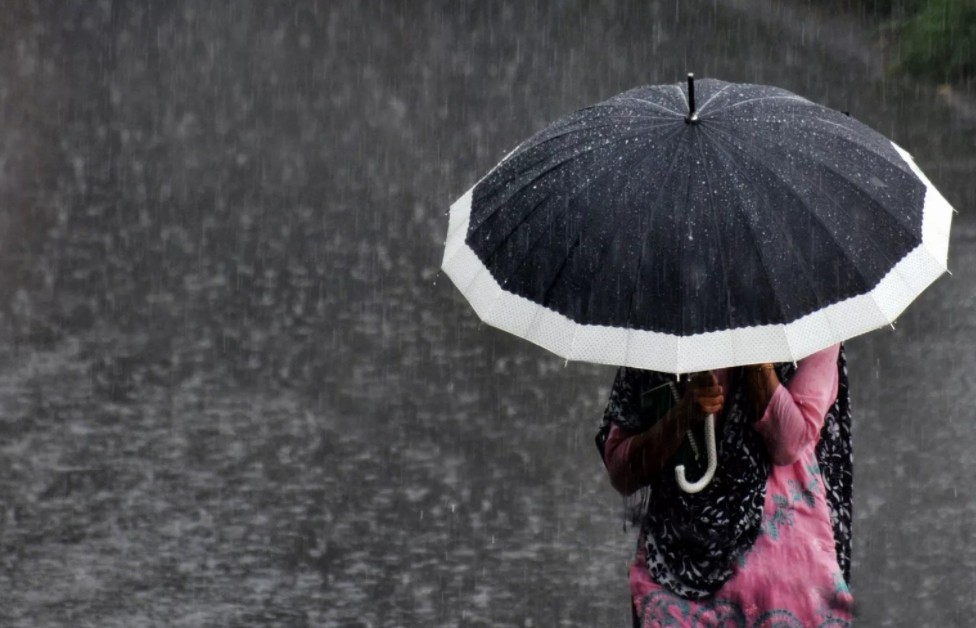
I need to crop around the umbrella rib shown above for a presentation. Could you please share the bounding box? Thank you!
[545,127,689,306]
[472,120,679,240]
[673,84,687,113]
[696,84,733,114]
[713,110,914,183]
[805,117,918,181]
[586,126,692,318]
[473,127,674,266]
[692,130,734,334]
[491,129,683,307]
[799,154,913,270]
[467,139,618,239]
[701,128,845,347]
[791,117,916,181]
[693,129,794,334]
[700,127,896,343]
[708,94,812,115]
[621,127,694,336]
[524,117,679,154]
[606,96,683,118]
[673,138,695,352]
[518,125,689,328]
[704,124,906,293]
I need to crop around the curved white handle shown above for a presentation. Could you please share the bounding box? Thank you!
[675,413,717,493]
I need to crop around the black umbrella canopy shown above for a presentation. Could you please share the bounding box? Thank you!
[443,78,953,373]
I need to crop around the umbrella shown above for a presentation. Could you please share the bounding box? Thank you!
[442,75,954,491]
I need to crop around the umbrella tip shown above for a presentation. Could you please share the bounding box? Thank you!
[685,73,699,124]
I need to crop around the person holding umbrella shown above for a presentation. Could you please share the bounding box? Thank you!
[443,75,954,627]
[597,344,853,625]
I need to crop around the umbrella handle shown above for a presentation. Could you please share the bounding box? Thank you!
[675,414,717,493]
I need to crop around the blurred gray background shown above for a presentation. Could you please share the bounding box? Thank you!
[0,1,973,626]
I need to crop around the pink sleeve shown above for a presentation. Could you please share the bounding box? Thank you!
[604,423,639,495]
[752,344,840,466]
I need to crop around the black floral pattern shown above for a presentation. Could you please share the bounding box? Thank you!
[814,347,853,583]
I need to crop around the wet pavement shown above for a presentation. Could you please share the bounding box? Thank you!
[0,1,973,626]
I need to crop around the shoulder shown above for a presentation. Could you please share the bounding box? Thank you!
[797,344,841,371]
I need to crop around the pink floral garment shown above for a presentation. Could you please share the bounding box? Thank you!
[607,345,854,627]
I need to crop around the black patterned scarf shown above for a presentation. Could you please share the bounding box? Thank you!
[595,346,852,599]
